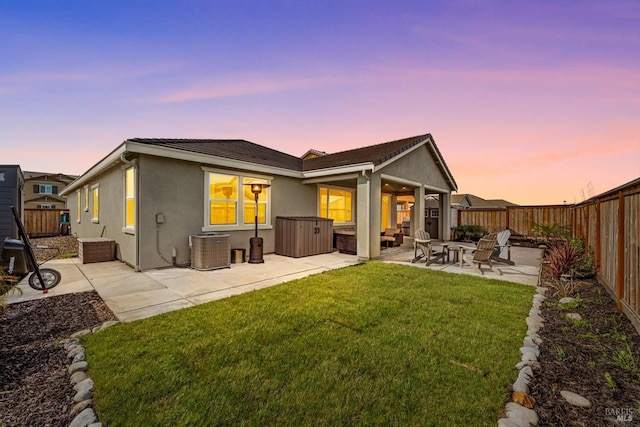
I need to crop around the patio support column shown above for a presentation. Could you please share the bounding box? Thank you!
[413,186,425,235]
[440,192,451,241]
[369,173,382,259]
[356,173,371,260]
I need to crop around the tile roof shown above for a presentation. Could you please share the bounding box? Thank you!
[302,134,428,171]
[128,138,303,171]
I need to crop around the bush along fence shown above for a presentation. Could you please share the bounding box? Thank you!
[458,177,640,333]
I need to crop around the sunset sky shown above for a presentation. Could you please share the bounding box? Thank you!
[1,0,638,205]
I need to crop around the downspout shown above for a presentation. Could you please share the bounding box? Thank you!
[120,153,140,272]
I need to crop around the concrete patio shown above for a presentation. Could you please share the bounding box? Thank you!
[6,243,543,322]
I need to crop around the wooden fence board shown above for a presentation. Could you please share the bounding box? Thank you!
[23,208,68,237]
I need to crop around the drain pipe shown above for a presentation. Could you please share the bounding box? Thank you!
[120,153,140,272]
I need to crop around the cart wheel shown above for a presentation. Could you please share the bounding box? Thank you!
[28,268,62,290]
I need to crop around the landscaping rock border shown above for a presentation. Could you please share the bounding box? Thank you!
[61,320,120,427]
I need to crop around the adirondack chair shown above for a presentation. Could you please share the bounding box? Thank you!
[459,233,501,275]
[411,229,432,263]
[492,229,514,265]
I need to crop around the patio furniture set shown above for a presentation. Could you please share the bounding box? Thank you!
[412,229,514,275]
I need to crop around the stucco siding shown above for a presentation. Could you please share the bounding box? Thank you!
[380,145,451,191]
[68,165,136,266]
[136,155,318,270]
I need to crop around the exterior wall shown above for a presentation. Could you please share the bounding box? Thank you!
[67,164,136,267]
[381,145,450,191]
[136,155,318,270]
[0,165,24,241]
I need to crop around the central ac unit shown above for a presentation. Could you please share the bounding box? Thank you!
[190,233,231,270]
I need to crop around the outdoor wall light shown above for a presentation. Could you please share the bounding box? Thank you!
[243,182,271,263]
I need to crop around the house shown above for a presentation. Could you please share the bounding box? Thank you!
[60,134,457,271]
[23,171,77,209]
[0,165,24,241]
[452,194,518,210]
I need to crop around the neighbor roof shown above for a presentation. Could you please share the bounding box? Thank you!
[128,138,303,171]
[452,194,518,208]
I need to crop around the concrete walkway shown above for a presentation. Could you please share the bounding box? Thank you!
[6,244,543,322]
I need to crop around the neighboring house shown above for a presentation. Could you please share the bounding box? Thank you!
[60,134,457,271]
[451,194,518,210]
[23,171,77,209]
[0,165,24,241]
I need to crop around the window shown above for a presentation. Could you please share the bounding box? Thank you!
[84,186,89,212]
[430,209,439,218]
[318,186,353,224]
[76,190,81,223]
[204,170,271,229]
[124,168,135,229]
[91,185,99,223]
[37,204,55,209]
[243,177,268,225]
[33,184,58,194]
[381,194,391,231]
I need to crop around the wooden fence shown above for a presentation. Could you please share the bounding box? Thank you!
[24,208,69,237]
[458,178,640,332]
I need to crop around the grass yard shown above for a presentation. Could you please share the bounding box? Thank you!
[83,261,534,426]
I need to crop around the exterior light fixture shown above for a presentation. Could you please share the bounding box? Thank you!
[243,181,271,263]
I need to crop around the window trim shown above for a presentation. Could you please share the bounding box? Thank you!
[83,185,89,212]
[317,184,355,225]
[123,167,136,233]
[76,190,81,223]
[202,167,273,232]
[430,209,439,218]
[91,184,99,223]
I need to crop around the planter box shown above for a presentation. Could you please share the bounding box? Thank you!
[78,237,115,264]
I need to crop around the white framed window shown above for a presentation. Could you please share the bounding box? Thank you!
[91,184,99,223]
[318,186,354,224]
[203,169,272,231]
[430,209,439,218]
[124,167,135,231]
[84,185,89,212]
[37,204,55,209]
[76,190,81,223]
[33,184,58,194]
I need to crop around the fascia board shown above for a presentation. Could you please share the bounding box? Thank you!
[302,163,373,178]
[301,173,359,185]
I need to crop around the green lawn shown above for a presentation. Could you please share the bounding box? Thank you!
[83,261,534,426]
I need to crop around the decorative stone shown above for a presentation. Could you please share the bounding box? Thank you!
[536,286,548,294]
[504,402,539,426]
[68,361,88,375]
[512,378,529,393]
[101,320,119,329]
[73,378,94,393]
[520,347,540,358]
[512,391,536,409]
[70,371,88,385]
[69,408,97,427]
[559,297,575,304]
[72,351,86,363]
[71,329,92,338]
[88,423,103,427]
[560,390,592,408]
[62,337,80,350]
[566,313,582,321]
[518,366,534,384]
[521,352,538,363]
[67,346,84,360]
[73,388,93,403]
[70,399,93,416]
[516,360,540,370]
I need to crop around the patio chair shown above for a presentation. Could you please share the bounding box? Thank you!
[380,228,403,248]
[459,233,501,275]
[492,229,514,265]
[411,229,432,263]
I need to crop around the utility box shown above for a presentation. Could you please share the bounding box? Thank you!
[191,233,231,270]
[0,165,24,242]
[78,237,116,264]
[275,216,334,258]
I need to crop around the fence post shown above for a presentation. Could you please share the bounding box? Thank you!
[596,199,601,277]
[617,191,625,310]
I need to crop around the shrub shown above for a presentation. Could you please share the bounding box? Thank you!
[454,224,487,241]
[532,223,570,242]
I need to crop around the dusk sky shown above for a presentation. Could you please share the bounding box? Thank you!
[1,0,638,205]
